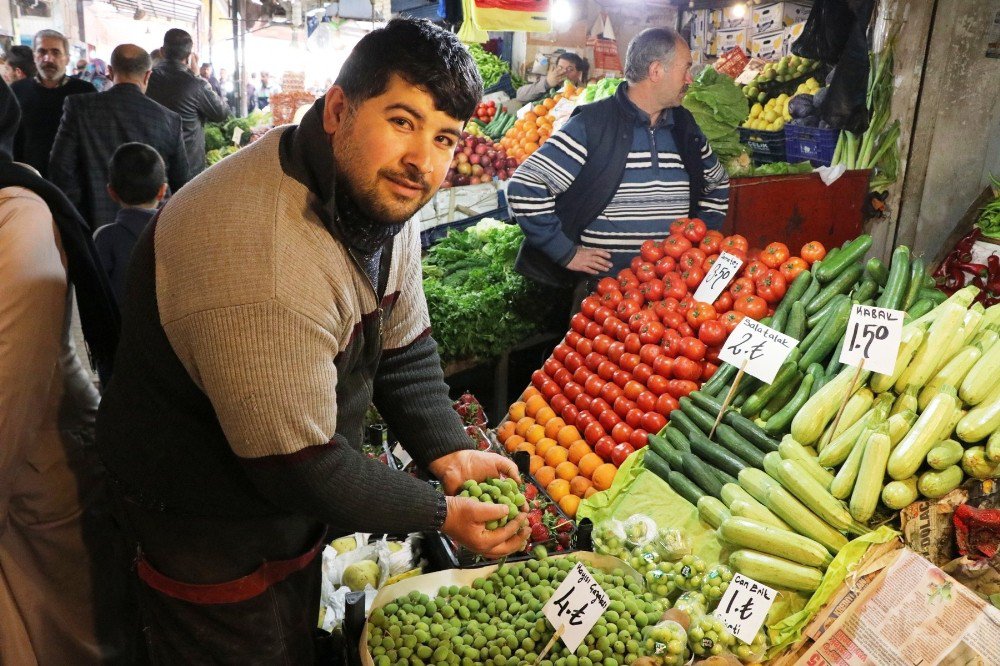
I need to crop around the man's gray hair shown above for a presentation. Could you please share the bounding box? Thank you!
[33,29,70,55]
[624,27,683,84]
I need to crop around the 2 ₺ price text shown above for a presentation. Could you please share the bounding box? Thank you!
[718,317,799,384]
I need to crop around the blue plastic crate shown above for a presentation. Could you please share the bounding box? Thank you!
[739,127,786,165]
[785,124,839,167]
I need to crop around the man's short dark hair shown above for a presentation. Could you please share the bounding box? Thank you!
[558,52,586,77]
[334,18,481,122]
[6,45,36,78]
[109,143,166,205]
[110,45,152,78]
[162,29,193,62]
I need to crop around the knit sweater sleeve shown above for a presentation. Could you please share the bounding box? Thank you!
[375,224,474,469]
[693,132,730,230]
[162,300,449,534]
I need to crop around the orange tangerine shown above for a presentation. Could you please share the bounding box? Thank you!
[567,440,591,464]
[497,421,515,443]
[543,97,556,109]
[544,418,567,440]
[514,416,535,437]
[555,461,579,482]
[523,111,537,123]
[584,486,598,499]
[534,406,556,426]
[533,104,547,116]
[592,463,617,491]
[508,401,526,421]
[547,479,570,502]
[559,494,580,518]
[570,476,593,497]
[504,434,525,454]
[544,445,569,468]
[578,453,603,479]
[525,424,547,445]
[515,441,536,456]
[535,465,556,488]
[521,386,541,401]
[557,425,582,447]
[529,455,545,475]
[524,395,547,417]
[534,437,558,458]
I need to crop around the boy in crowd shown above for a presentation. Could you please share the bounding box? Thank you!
[93,143,166,303]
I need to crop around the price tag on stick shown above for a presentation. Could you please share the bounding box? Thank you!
[713,573,776,644]
[694,251,744,305]
[718,317,800,384]
[839,304,904,375]
[540,563,609,655]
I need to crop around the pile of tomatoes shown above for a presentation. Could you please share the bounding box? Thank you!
[524,219,826,468]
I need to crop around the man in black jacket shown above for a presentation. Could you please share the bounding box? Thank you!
[146,29,228,177]
[50,44,189,231]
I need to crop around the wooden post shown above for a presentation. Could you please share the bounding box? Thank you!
[710,359,748,439]
[534,625,565,665]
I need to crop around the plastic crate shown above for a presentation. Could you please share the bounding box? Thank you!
[739,126,786,164]
[784,124,839,167]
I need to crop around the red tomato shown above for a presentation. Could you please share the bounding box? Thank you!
[577,337,594,356]
[678,336,707,362]
[541,381,560,400]
[630,429,649,449]
[596,277,618,295]
[629,310,655,333]
[620,353,641,372]
[552,368,572,387]
[617,300,640,320]
[677,252,698,271]
[667,379,699,399]
[584,421,606,446]
[780,257,809,283]
[623,380,645,401]
[640,240,664,263]
[592,334,613,355]
[594,436,616,460]
[676,297,694,316]
[638,321,665,345]
[729,277,756,299]
[761,242,790,269]
[702,362,719,381]
[676,322,694,338]
[653,355,674,378]
[801,241,827,265]
[575,393,594,414]
[669,219,687,236]
[625,408,644,429]
[639,343,662,366]
[632,362,654,383]
[611,422,634,445]
[591,397,611,416]
[531,369,549,388]
[584,321,602,340]
[564,381,584,401]
[662,235,693,259]
[597,360,616,381]
[699,230,723,255]
[662,273,688,300]
[630,256,643,272]
[561,403,579,424]
[641,412,667,434]
[593,306,614,325]
[713,290,734,313]
[634,263,656,284]
[614,396,637,418]
[722,234,749,253]
[638,278,665,302]
[672,356,702,381]
[755,269,788,305]
[656,392,679,416]
[636,391,657,413]
[734,294,768,319]
[624,333,642,354]
[622,288,645,305]
[647,374,669,395]
[660,310,685,332]
[585,375,605,397]
[654,256,677,278]
[698,319,727,346]
[598,409,621,431]
[607,341,626,363]
[612,369,632,388]
[618,272,640,292]
[702,253,719,272]
[600,289,623,309]
[706,345,722,364]
[570,313,589,334]
[683,218,708,244]
[553,343,572,363]
[681,267,705,289]
[743,260,768,282]
[565,352,584,373]
[611,442,635,467]
[686,302,717,329]
[654,298,680,319]
[579,296,600,318]
[682,247,707,267]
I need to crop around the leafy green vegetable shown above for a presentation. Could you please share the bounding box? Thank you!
[204,125,226,152]
[682,68,749,165]
[977,175,1000,239]
[467,44,510,90]
[423,219,555,361]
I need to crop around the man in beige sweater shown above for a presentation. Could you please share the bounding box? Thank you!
[97,18,529,662]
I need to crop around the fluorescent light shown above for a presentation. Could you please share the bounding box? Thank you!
[732,3,747,18]
[551,0,574,25]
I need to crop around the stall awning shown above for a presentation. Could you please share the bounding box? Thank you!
[107,0,202,24]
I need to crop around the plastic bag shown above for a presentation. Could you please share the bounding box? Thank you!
[668,554,708,592]
[673,590,708,618]
[700,564,734,607]
[641,619,690,665]
[687,614,738,658]
[645,567,678,599]
[592,518,629,559]
[817,0,876,133]
[792,0,855,62]
[732,629,769,664]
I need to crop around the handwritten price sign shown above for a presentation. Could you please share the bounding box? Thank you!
[694,252,744,305]
[542,563,609,652]
[713,573,776,644]
[718,317,799,384]
[839,304,903,375]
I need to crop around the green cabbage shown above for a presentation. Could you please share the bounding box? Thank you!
[682,68,749,165]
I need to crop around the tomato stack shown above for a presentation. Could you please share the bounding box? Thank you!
[472,100,497,124]
[497,220,826,495]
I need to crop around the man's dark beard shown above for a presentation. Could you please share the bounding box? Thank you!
[335,165,430,226]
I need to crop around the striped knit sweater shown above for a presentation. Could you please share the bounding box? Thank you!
[508,98,730,276]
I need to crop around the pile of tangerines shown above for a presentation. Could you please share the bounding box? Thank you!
[497,83,580,164]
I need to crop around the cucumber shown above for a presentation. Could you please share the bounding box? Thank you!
[715,423,766,469]
[681,450,724,497]
[917,288,947,305]
[766,371,816,435]
[668,410,702,440]
[785,301,807,340]
[668,470,705,505]
[907,300,936,320]
[643,449,673,482]
[687,430,749,478]
[902,257,926,311]
[773,270,814,323]
[647,434,683,469]
[852,277,879,304]
[760,375,801,422]
[814,235,872,283]
[806,264,864,315]
[877,245,911,310]
[698,496,731,529]
[881,477,918,510]
[725,412,780,453]
[689,390,725,416]
[742,361,801,417]
[712,467,739,487]
[799,269,823,306]
[720,516,833,568]
[701,363,737,397]
[678,396,718,436]
[806,294,842,329]
[865,257,889,286]
[771,306,789,334]
[798,304,835,352]
[729,550,823,592]
[825,334,845,377]
[663,426,691,453]
[799,296,853,370]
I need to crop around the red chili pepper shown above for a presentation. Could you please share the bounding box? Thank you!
[946,265,966,291]
[988,255,1000,279]
[958,263,989,279]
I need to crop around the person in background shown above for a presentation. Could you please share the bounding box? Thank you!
[150,48,162,65]
[514,52,586,105]
[10,29,95,177]
[246,72,257,112]
[50,44,189,230]
[1,46,37,84]
[96,18,527,662]
[81,58,112,92]
[257,69,280,109]
[93,143,166,303]
[0,77,132,666]
[508,27,729,294]
[199,62,222,97]
[74,57,88,77]
[146,29,228,178]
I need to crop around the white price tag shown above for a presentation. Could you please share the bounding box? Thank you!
[693,251,744,305]
[232,127,244,145]
[718,317,799,384]
[391,444,412,469]
[542,563,609,652]
[713,573,776,644]
[838,304,904,375]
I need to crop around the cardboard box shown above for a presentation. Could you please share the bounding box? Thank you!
[784,20,807,55]
[714,27,749,55]
[682,9,708,39]
[752,2,811,35]
[710,6,749,30]
[750,28,786,60]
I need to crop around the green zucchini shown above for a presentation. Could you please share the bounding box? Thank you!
[667,470,705,505]
[772,457,856,532]
[888,410,917,447]
[917,465,964,499]
[799,296,853,370]
[716,423,766,469]
[814,235,872,283]
[903,257,926,311]
[687,430,748,478]
[766,371,816,435]
[849,430,892,522]
[720,516,832,568]
[891,385,919,417]
[882,477,918,510]
[729,550,823,592]
[722,488,792,532]
[987,430,1000,463]
[806,264,864,316]
[889,388,959,479]
[698,496,730,529]
[724,411,780,453]
[865,257,888,286]
[681,450,724,497]
[829,427,871,501]
[816,394,891,465]
[957,382,1000,442]
[791,364,872,446]
[778,434,834,487]
[927,439,964,470]
[876,245,911,310]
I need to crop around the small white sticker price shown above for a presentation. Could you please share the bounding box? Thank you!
[713,573,776,644]
[693,251,744,305]
[232,127,244,146]
[839,304,904,375]
[542,563,609,653]
[718,317,800,384]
